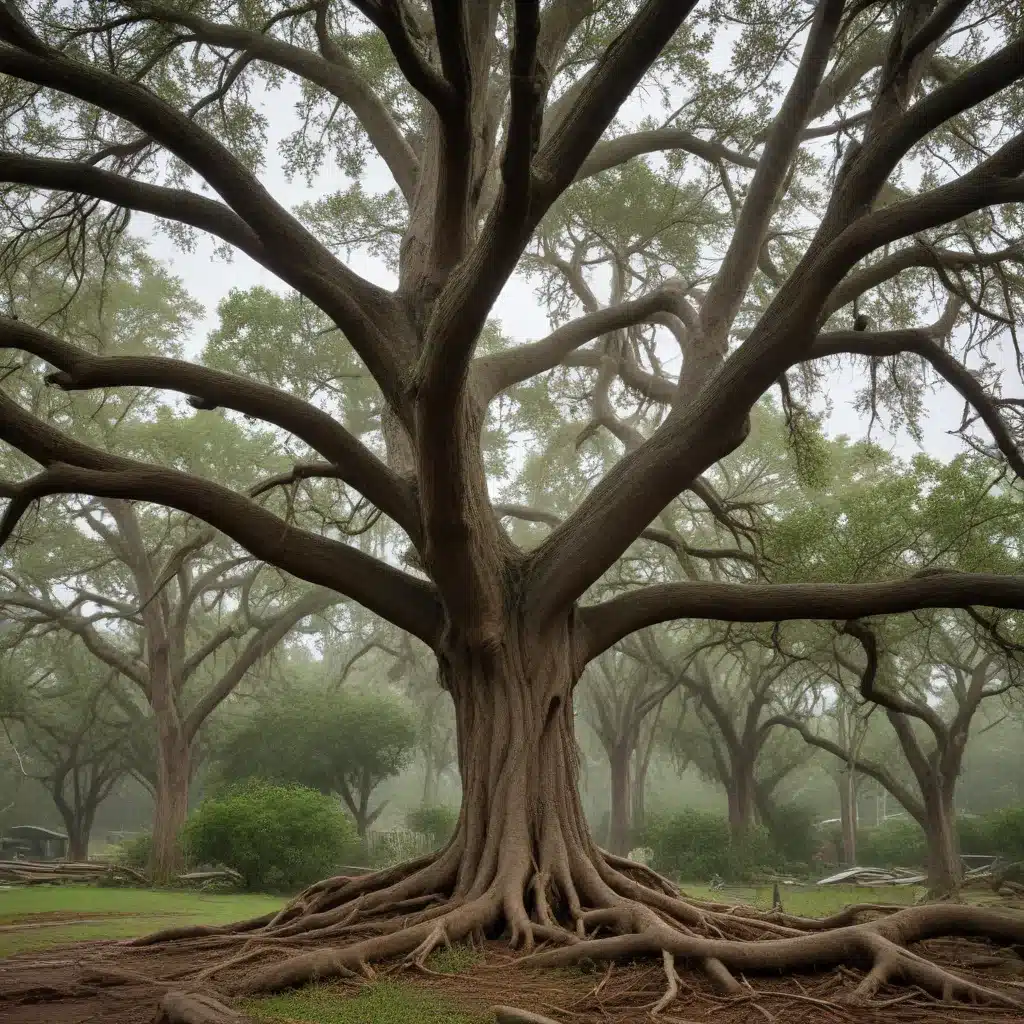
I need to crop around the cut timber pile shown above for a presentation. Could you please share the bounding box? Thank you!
[0,859,147,886]
[818,866,926,886]
[0,860,243,888]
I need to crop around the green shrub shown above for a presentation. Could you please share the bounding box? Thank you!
[856,818,926,868]
[764,803,818,866]
[985,806,1024,861]
[957,814,994,856]
[643,809,775,882]
[405,805,459,850]
[182,780,356,892]
[114,832,154,872]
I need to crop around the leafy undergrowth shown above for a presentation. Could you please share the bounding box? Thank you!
[245,980,487,1024]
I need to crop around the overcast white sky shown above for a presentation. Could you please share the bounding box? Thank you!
[141,29,1022,471]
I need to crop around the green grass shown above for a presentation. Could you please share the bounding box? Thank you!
[245,981,486,1024]
[0,885,283,956]
[425,942,484,974]
[681,882,923,915]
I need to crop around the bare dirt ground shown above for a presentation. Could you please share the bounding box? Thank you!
[3,930,1024,1024]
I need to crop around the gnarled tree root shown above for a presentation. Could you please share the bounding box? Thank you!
[114,843,1024,1016]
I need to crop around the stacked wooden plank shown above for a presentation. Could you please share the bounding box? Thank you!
[0,858,148,885]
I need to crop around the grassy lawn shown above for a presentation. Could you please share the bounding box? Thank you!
[0,885,283,956]
[682,882,924,915]
[0,881,931,1021]
[246,982,488,1024]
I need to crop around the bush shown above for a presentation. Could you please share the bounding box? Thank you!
[985,807,1024,861]
[764,803,818,867]
[405,805,459,850]
[643,809,775,882]
[182,780,356,892]
[856,818,927,868]
[114,832,154,872]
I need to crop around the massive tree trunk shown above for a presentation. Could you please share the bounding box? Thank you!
[153,726,192,882]
[439,622,593,917]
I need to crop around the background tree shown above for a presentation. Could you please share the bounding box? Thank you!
[0,643,132,860]
[3,0,1024,1004]
[579,643,679,854]
[213,686,416,837]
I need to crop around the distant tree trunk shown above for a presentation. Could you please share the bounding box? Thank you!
[922,788,961,896]
[422,760,438,806]
[838,767,858,865]
[66,810,94,863]
[152,726,192,882]
[54,796,95,862]
[725,759,756,840]
[630,756,647,837]
[608,742,632,856]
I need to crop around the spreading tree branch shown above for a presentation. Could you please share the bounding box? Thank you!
[0,315,421,540]
[580,571,1024,663]
[0,394,441,644]
[0,33,409,400]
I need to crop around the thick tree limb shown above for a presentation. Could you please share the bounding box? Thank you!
[696,0,844,355]
[529,125,1024,623]
[576,128,757,180]
[475,279,690,399]
[841,34,1024,217]
[579,571,1024,662]
[0,394,441,644]
[0,152,270,264]
[805,304,1024,482]
[822,241,1024,319]
[0,40,408,400]
[349,0,458,119]
[840,620,949,739]
[0,315,421,540]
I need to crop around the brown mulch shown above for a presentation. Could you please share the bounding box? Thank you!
[2,934,1024,1024]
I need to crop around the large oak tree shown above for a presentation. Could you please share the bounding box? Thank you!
[3,0,1024,1008]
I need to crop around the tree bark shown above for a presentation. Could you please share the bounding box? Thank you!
[725,763,756,841]
[607,743,632,856]
[922,791,961,896]
[153,727,192,882]
[438,620,596,926]
[838,768,858,866]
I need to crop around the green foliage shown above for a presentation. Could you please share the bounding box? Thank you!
[983,807,1024,862]
[764,803,819,866]
[182,781,355,892]
[405,805,459,850]
[115,832,154,872]
[213,688,416,832]
[643,809,775,882]
[856,819,927,868]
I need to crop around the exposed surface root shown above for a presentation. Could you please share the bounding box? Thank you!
[5,848,1024,1022]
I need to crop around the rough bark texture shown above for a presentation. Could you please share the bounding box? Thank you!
[152,728,192,882]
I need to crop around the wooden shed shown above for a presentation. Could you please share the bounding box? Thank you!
[0,825,70,861]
